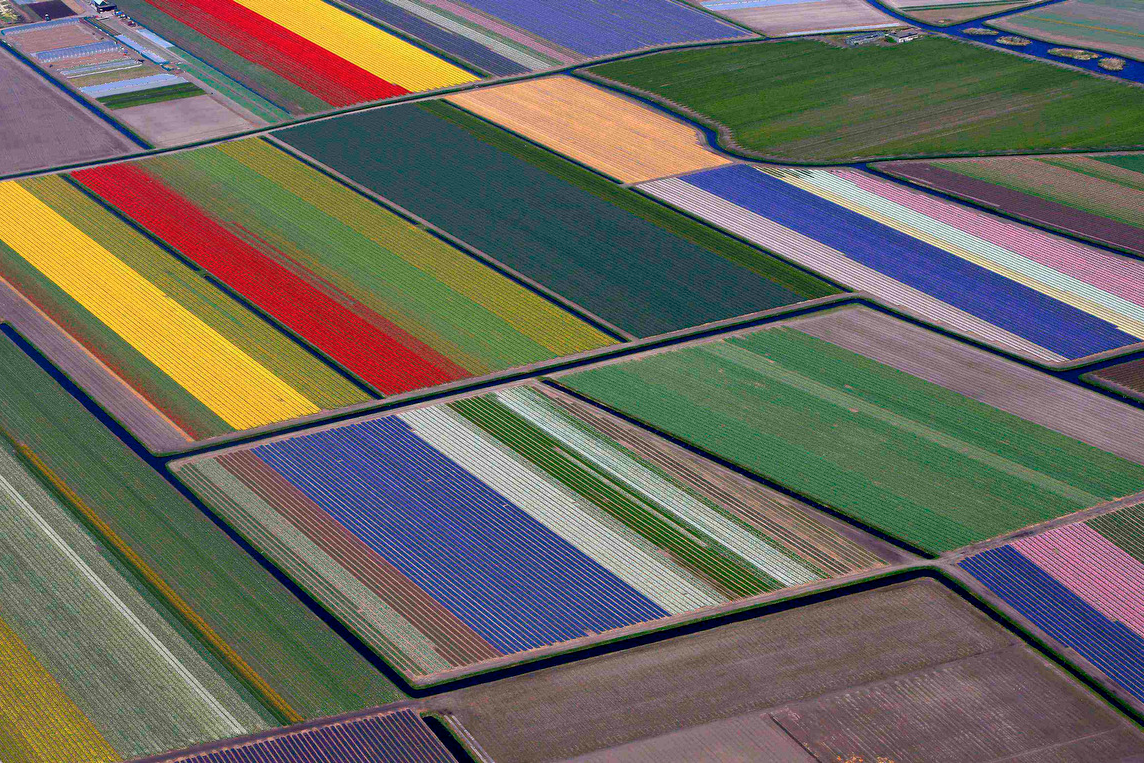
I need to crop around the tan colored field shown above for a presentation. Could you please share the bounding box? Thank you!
[907,3,1033,25]
[446,75,730,183]
[114,95,256,146]
[693,0,900,36]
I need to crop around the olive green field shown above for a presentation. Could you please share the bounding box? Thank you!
[588,36,1144,163]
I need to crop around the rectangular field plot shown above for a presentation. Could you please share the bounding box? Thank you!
[992,0,1144,61]
[107,0,478,116]
[445,75,731,183]
[0,174,370,447]
[425,579,1144,762]
[174,383,885,683]
[0,337,402,754]
[556,306,1144,554]
[275,102,837,339]
[690,0,901,36]
[878,154,1144,256]
[0,43,137,176]
[640,164,1144,362]
[69,138,613,403]
[961,500,1144,707]
[134,709,454,763]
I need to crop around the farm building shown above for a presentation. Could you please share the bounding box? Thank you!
[846,31,883,46]
[888,27,923,42]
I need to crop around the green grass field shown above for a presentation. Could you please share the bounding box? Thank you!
[559,325,1144,554]
[0,335,403,716]
[588,37,1144,162]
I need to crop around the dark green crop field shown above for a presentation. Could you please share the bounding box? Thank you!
[98,83,204,110]
[588,37,1144,163]
[0,336,403,716]
[276,101,837,338]
[558,325,1144,553]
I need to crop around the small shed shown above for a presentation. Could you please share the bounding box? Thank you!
[887,27,923,43]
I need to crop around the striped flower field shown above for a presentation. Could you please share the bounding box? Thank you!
[175,384,883,681]
[71,139,614,398]
[960,502,1144,704]
[641,164,1144,362]
[878,154,1144,256]
[276,102,838,339]
[136,709,454,763]
[557,316,1144,554]
[0,328,403,727]
[337,0,750,74]
[0,442,278,762]
[112,0,477,114]
[0,174,369,445]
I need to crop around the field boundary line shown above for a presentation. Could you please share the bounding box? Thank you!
[153,290,1144,459]
[861,0,1144,80]
[153,293,854,457]
[938,560,1144,722]
[576,52,1143,169]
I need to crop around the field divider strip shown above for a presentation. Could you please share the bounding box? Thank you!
[861,161,1144,262]
[0,424,304,726]
[161,292,857,459]
[162,289,1144,461]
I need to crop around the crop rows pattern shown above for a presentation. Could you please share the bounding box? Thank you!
[176,384,881,679]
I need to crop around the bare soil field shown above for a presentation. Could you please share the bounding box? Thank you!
[773,648,1144,761]
[0,44,137,174]
[446,75,730,183]
[426,578,1144,762]
[113,94,256,146]
[992,0,1144,61]
[693,0,900,36]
